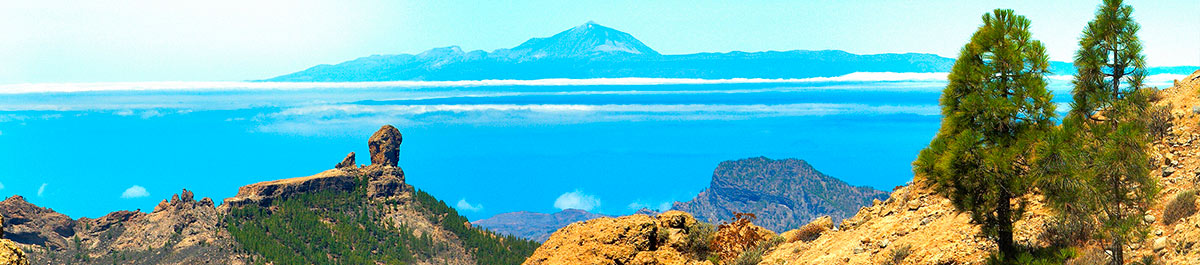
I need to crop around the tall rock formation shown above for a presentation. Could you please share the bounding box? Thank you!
[672,157,889,232]
[369,125,403,167]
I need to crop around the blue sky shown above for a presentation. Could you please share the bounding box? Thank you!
[0,0,1196,83]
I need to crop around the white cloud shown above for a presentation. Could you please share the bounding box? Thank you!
[554,190,601,211]
[121,185,150,199]
[37,183,46,197]
[455,198,483,212]
[0,181,5,190]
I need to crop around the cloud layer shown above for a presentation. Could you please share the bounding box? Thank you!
[456,198,484,212]
[121,185,150,199]
[554,190,601,211]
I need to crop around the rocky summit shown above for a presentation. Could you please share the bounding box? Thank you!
[369,125,403,167]
[672,157,889,232]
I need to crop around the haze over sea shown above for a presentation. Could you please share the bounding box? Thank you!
[0,73,1183,220]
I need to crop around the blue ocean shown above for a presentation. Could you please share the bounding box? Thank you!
[0,77,1094,220]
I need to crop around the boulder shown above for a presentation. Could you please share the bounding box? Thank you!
[368,125,403,167]
[336,152,356,169]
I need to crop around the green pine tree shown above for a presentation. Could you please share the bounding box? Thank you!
[913,9,1055,260]
[1041,0,1158,264]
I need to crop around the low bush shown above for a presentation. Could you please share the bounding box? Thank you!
[712,212,769,262]
[729,236,784,265]
[1163,189,1198,225]
[681,221,716,260]
[884,244,912,265]
[1064,247,1108,265]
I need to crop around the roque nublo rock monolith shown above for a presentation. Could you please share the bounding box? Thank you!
[368,125,402,167]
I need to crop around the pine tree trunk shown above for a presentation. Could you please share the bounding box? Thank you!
[1112,237,1124,265]
[998,189,1015,259]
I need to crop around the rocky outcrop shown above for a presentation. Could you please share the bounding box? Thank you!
[673,157,888,233]
[0,196,75,251]
[336,152,356,169]
[0,238,28,265]
[5,189,246,264]
[523,211,712,265]
[0,215,29,265]
[472,209,610,242]
[222,165,406,209]
[369,125,403,166]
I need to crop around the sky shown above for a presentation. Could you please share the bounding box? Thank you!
[0,0,1196,83]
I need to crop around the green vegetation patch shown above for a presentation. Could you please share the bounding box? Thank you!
[224,175,539,265]
[414,189,540,265]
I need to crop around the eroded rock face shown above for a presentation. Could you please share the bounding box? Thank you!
[336,152,356,169]
[223,165,406,209]
[523,211,711,265]
[368,125,403,167]
[0,196,76,251]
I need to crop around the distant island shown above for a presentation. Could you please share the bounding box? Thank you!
[264,22,1194,82]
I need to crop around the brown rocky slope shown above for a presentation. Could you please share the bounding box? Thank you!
[756,70,1200,264]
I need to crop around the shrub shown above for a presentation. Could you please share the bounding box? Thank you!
[712,212,770,262]
[1163,189,1198,225]
[681,221,716,260]
[1040,214,1096,247]
[1064,248,1108,265]
[729,236,784,265]
[884,244,912,265]
[782,216,832,243]
[1145,103,1173,139]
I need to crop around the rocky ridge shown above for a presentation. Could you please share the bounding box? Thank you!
[4,124,528,265]
[673,157,889,232]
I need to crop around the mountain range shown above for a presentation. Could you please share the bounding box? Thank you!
[469,209,609,243]
[474,156,888,242]
[265,22,1194,82]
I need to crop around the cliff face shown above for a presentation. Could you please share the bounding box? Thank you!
[472,209,610,242]
[673,157,889,232]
